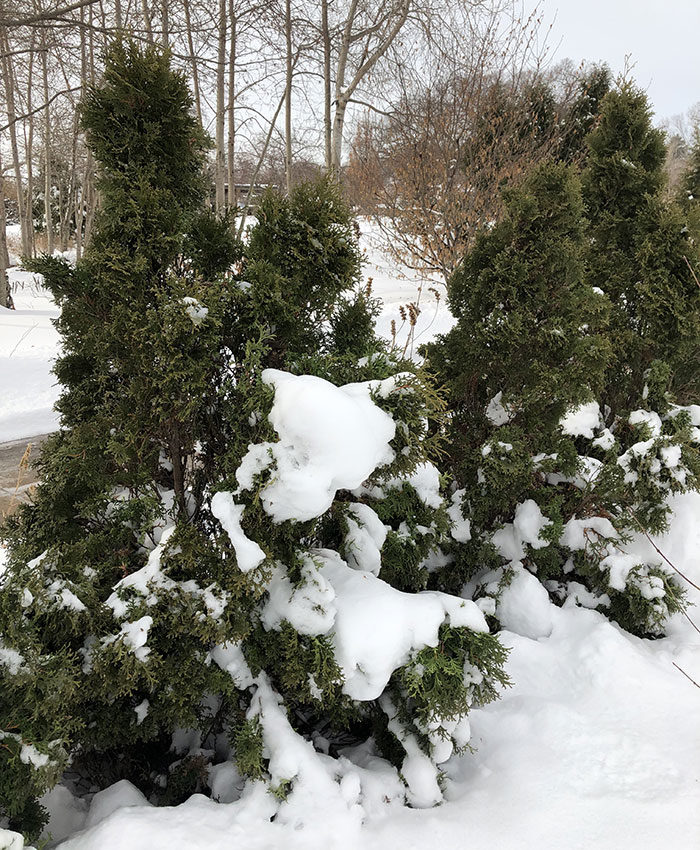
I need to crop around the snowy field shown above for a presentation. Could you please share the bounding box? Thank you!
[1,223,699,849]
[0,268,61,443]
[0,220,447,445]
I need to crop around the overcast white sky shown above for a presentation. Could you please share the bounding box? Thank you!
[531,0,700,123]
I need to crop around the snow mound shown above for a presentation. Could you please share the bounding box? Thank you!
[0,829,31,850]
[39,785,88,844]
[84,780,150,830]
[496,563,554,639]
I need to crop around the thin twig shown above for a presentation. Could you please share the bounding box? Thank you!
[673,661,700,689]
[679,605,700,637]
[0,86,82,133]
[8,323,39,357]
[616,504,700,636]
[626,506,700,593]
[0,0,99,28]
[683,255,700,291]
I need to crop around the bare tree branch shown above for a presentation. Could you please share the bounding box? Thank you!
[0,84,81,132]
[0,0,99,28]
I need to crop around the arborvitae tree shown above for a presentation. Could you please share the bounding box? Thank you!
[0,40,235,837]
[427,160,693,640]
[676,126,700,249]
[678,127,700,208]
[0,43,508,840]
[429,161,611,481]
[583,83,700,406]
[557,64,611,164]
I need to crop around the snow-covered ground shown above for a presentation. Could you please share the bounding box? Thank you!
[1,224,699,849]
[360,220,455,356]
[36,520,700,850]
[0,220,448,444]
[0,268,61,442]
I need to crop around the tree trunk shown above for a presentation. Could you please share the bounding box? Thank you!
[83,2,97,245]
[1,28,30,257]
[183,0,203,126]
[84,151,97,245]
[24,34,36,257]
[74,178,83,261]
[331,98,347,172]
[284,0,292,193]
[161,0,169,46]
[88,0,95,83]
[75,6,87,261]
[98,0,109,52]
[226,0,236,208]
[215,0,226,210]
[141,0,153,43]
[0,149,10,309]
[321,0,332,172]
[330,0,409,174]
[0,151,9,270]
[42,38,54,255]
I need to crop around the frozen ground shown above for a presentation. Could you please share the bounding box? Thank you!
[1,223,698,850]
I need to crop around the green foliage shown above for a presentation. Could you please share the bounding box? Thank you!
[678,127,700,209]
[392,626,510,737]
[369,484,447,592]
[1,41,509,835]
[428,150,694,640]
[245,621,355,729]
[583,82,700,405]
[677,127,700,251]
[227,179,368,368]
[161,755,211,806]
[430,161,610,481]
[232,716,265,781]
[81,41,208,228]
[557,65,612,164]
[0,41,239,836]
[184,208,243,280]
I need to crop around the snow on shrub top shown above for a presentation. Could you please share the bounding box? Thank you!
[559,400,601,438]
[316,549,488,701]
[236,369,396,523]
[210,492,266,573]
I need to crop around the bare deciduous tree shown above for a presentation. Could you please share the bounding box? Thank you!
[342,4,587,281]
